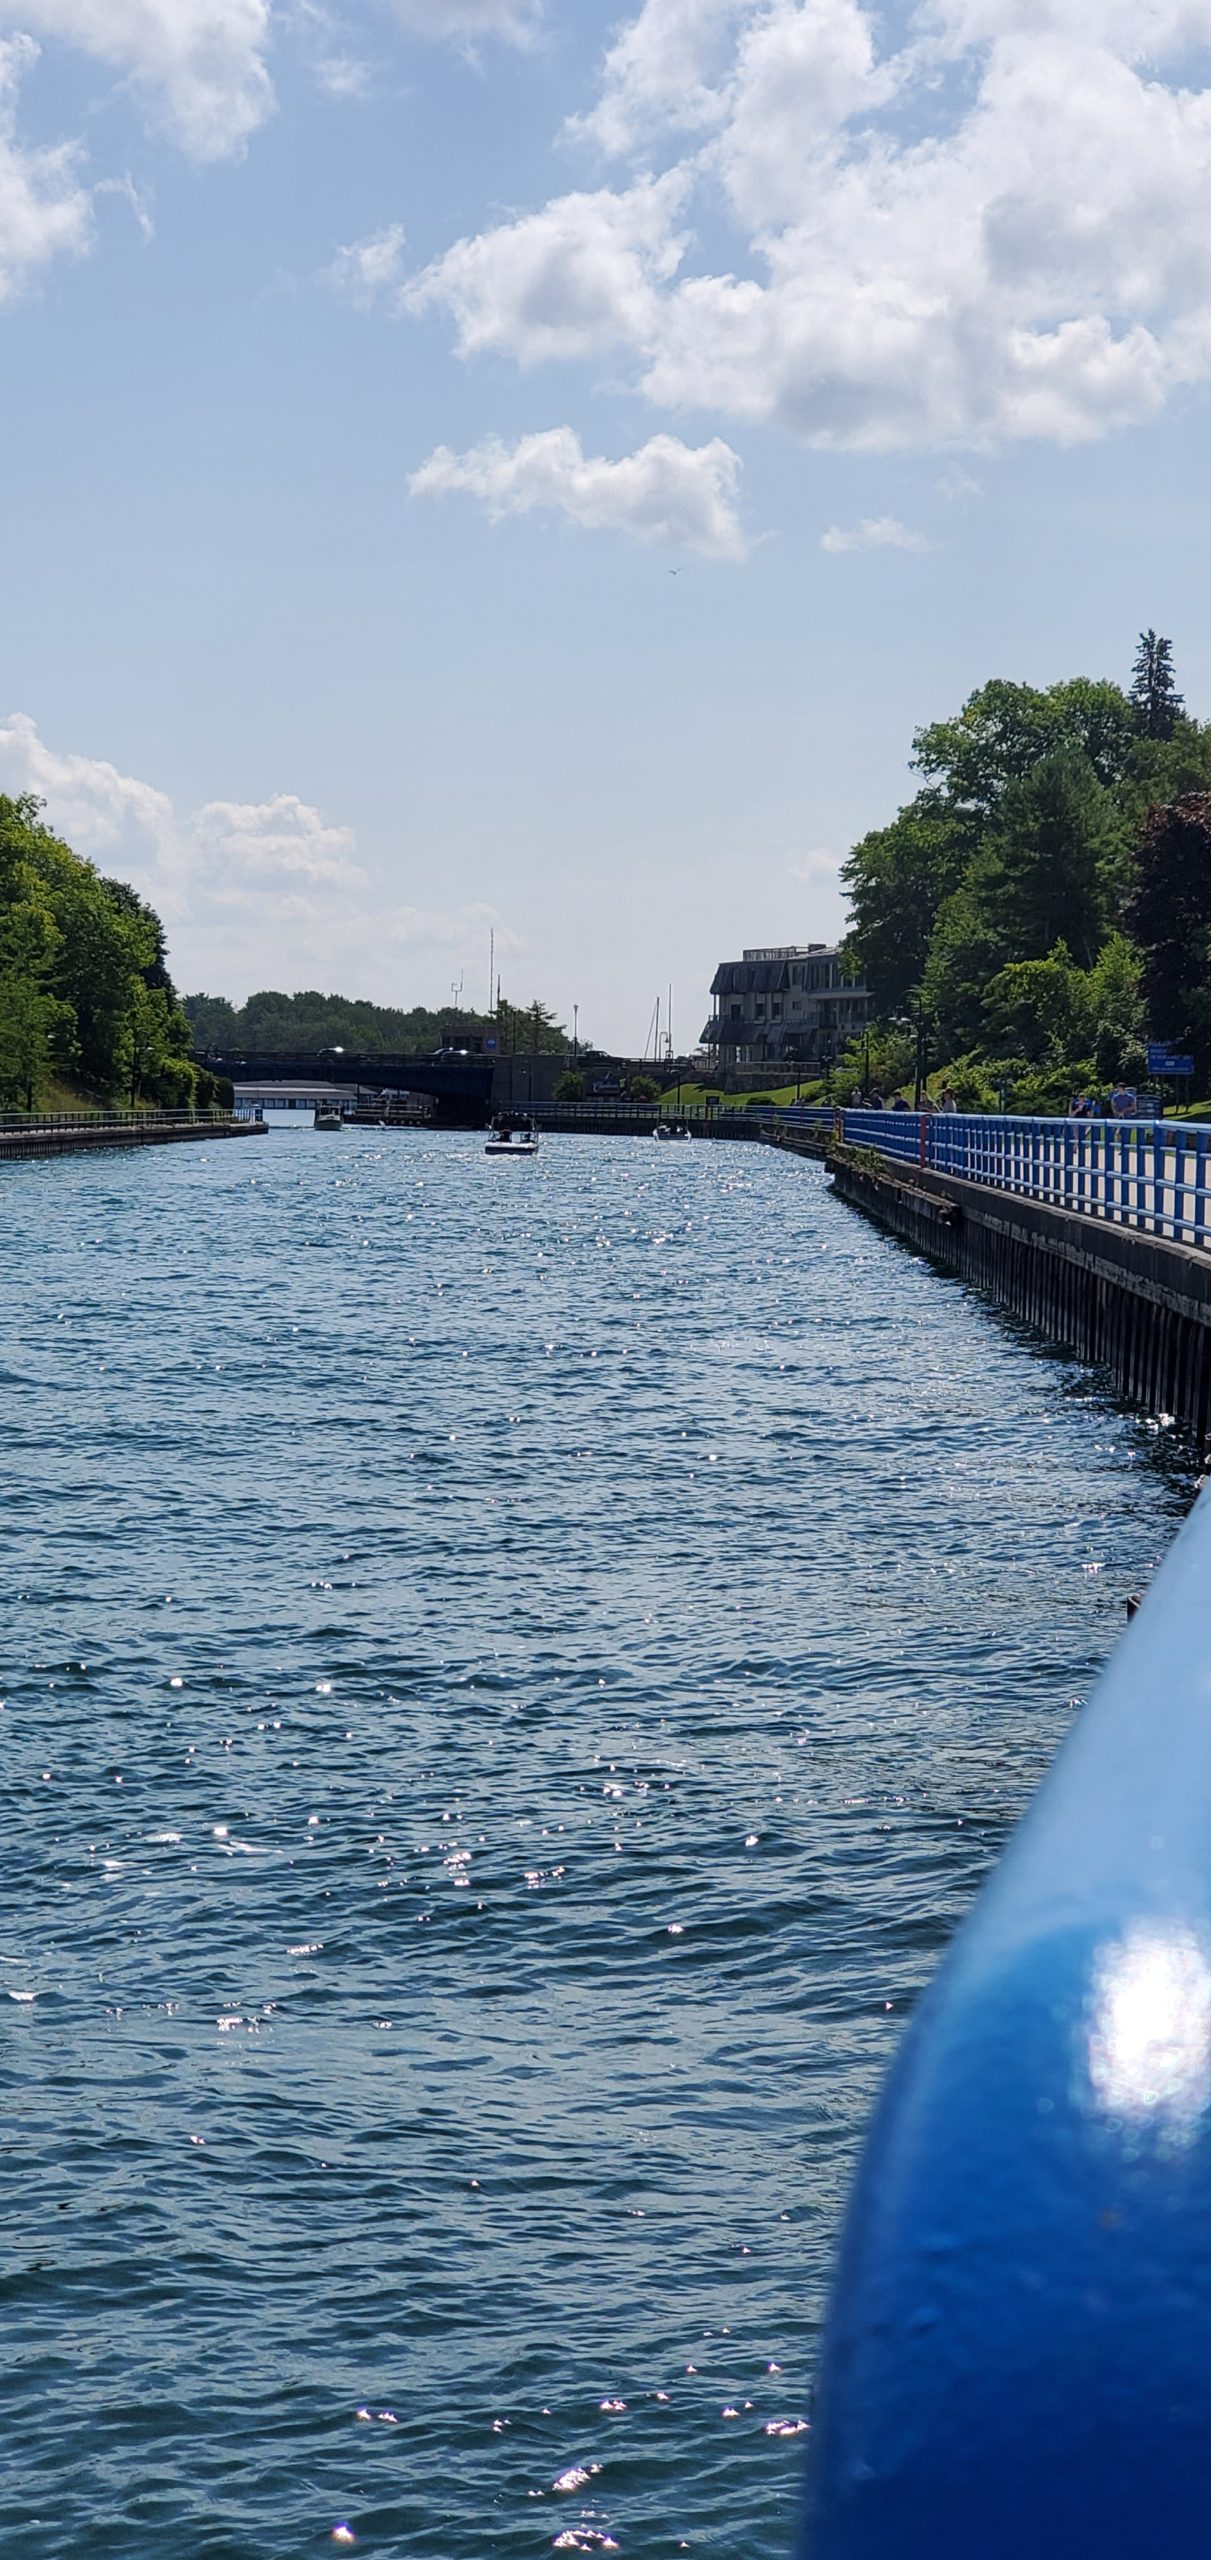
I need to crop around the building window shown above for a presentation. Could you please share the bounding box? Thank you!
[730,1002,741,1019]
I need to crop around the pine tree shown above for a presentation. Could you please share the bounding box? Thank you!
[1129,794,1211,1069]
[978,751,1116,968]
[1129,630,1185,740]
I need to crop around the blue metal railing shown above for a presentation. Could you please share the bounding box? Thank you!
[822,1110,1211,1249]
[800,1485,1211,2556]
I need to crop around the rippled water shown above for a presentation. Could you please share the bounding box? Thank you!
[1,1130,1194,2558]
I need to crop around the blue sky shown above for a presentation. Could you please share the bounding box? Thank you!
[2,1,1211,1049]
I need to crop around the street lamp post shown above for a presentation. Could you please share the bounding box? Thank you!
[573,1004,579,1065]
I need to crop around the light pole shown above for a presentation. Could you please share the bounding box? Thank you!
[573,1004,579,1065]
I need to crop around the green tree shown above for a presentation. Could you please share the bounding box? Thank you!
[25,839,148,1087]
[982,943,1093,1068]
[0,965,69,1107]
[1130,630,1185,742]
[101,876,176,991]
[0,793,196,1104]
[1128,793,1211,1074]
[494,996,570,1055]
[840,792,969,1015]
[977,752,1119,968]
[913,677,1138,816]
[921,886,1008,1054]
[126,981,195,1104]
[182,992,239,1050]
[183,989,578,1059]
[1087,934,1147,1084]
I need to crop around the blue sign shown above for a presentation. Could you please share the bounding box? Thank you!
[1147,1042,1194,1077]
[484,1037,497,1052]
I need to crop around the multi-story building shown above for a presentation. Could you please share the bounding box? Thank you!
[700,943,871,1070]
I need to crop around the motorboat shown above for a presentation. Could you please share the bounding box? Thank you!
[654,1121,693,1141]
[485,1122,539,1156]
[314,1107,343,1131]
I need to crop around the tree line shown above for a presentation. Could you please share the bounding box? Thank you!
[184,988,576,1058]
[0,794,222,1112]
[840,633,1211,1106]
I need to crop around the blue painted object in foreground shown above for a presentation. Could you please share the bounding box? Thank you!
[801,1487,1211,2558]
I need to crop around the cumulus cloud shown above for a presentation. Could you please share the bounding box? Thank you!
[571,0,755,155]
[406,173,691,363]
[0,0,276,162]
[820,514,929,551]
[0,711,364,910]
[0,37,92,300]
[405,0,1211,449]
[192,795,364,886]
[410,425,749,556]
[0,712,522,1000]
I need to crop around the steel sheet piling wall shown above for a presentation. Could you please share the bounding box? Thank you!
[827,1142,1211,1442]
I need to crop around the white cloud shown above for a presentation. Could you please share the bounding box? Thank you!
[403,0,1211,450]
[192,795,365,886]
[406,173,691,363]
[572,0,755,155]
[382,0,544,42]
[326,221,408,310]
[0,37,92,300]
[0,709,185,885]
[410,425,749,556]
[820,514,929,551]
[0,0,276,162]
[0,711,524,1002]
[0,710,365,913]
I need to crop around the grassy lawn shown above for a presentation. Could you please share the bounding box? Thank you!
[657,1079,830,1112]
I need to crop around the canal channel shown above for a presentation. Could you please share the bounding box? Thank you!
[1,1130,1197,2558]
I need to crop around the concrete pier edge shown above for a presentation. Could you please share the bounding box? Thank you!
[0,1116,267,1162]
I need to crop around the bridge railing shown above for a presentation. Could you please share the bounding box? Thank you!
[835,1109,1211,1249]
[801,1482,1211,2555]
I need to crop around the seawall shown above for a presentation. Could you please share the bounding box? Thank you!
[827,1144,1211,1442]
[0,1114,267,1162]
